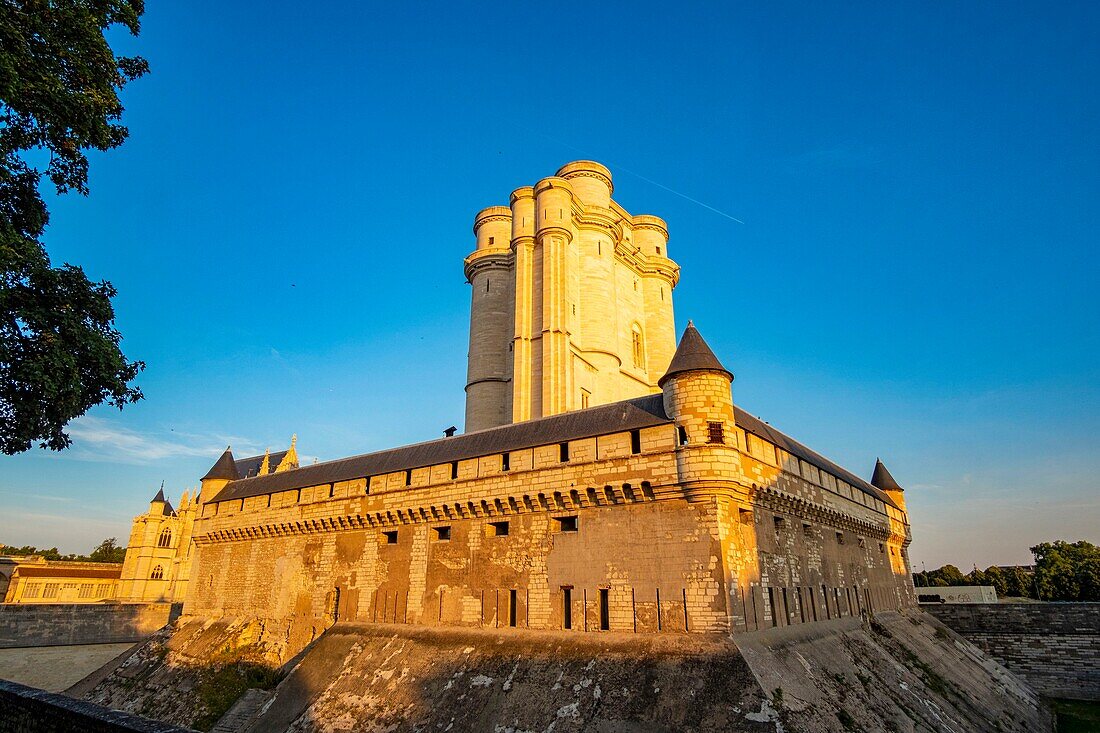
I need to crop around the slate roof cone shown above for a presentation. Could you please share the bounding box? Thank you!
[658,320,734,387]
[871,458,902,492]
[202,446,239,481]
[151,486,165,503]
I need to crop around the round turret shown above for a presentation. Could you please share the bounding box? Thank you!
[473,206,512,251]
[556,160,613,208]
[510,186,535,240]
[534,177,574,235]
[632,215,669,258]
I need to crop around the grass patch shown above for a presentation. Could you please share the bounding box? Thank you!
[836,709,862,731]
[192,660,282,731]
[1051,698,1100,733]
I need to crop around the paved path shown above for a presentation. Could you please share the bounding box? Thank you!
[0,642,134,691]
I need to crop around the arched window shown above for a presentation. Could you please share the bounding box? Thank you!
[150,565,164,580]
[157,527,172,548]
[631,324,645,369]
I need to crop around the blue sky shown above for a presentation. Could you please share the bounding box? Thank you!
[1,1,1097,569]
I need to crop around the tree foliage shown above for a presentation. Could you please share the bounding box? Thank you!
[1,536,126,563]
[0,0,148,454]
[914,540,1100,602]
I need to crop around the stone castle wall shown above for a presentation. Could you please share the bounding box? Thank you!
[0,603,178,649]
[926,602,1100,700]
[185,417,912,653]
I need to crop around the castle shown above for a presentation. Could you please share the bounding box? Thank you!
[116,162,915,647]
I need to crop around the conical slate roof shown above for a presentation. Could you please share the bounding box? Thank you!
[658,321,733,387]
[871,459,902,492]
[151,487,165,503]
[201,447,239,481]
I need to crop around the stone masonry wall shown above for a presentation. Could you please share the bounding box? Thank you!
[926,602,1100,700]
[0,603,178,648]
[0,679,193,733]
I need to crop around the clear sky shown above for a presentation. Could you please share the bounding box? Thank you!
[0,1,1097,570]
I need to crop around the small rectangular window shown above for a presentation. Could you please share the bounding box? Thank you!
[501,452,510,471]
[490,521,509,537]
[328,484,335,498]
[630,429,641,455]
[836,532,845,545]
[488,236,494,245]
[559,442,569,462]
[365,476,372,494]
[677,425,689,446]
[383,530,398,544]
[878,542,885,553]
[450,461,458,480]
[803,522,813,537]
[656,246,662,256]
[739,508,753,525]
[707,421,724,444]
[580,390,590,409]
[405,469,412,486]
[554,515,578,533]
[744,432,752,453]
[773,516,785,533]
[434,526,451,541]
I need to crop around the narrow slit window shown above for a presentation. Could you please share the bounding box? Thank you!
[773,516,785,533]
[559,442,569,462]
[707,421,725,444]
[365,476,372,494]
[405,469,412,486]
[803,522,813,537]
[836,532,845,545]
[677,425,689,446]
[501,452,510,471]
[450,461,458,480]
[630,429,641,455]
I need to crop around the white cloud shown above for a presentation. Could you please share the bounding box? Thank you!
[64,416,262,465]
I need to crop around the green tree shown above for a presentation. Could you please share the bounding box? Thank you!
[0,0,148,454]
[87,537,125,563]
[1032,541,1100,602]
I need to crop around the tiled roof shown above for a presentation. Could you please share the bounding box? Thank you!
[201,447,239,481]
[13,564,122,579]
[658,322,733,387]
[235,451,288,479]
[871,459,903,492]
[209,394,896,510]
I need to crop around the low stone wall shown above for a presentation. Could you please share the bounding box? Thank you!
[0,679,193,732]
[0,603,179,649]
[925,603,1100,700]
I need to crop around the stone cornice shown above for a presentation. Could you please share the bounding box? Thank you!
[463,249,513,282]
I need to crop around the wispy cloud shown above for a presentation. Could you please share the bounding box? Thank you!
[63,416,262,465]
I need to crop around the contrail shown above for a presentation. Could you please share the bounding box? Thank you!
[531,133,746,224]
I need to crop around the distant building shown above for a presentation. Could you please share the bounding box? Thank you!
[117,440,298,603]
[1,556,121,603]
[917,586,998,604]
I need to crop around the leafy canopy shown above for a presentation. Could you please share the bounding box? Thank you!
[1,536,127,563]
[914,539,1100,602]
[0,0,148,454]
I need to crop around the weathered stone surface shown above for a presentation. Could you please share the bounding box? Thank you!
[926,602,1100,700]
[0,603,178,648]
[0,678,196,732]
[82,610,1052,732]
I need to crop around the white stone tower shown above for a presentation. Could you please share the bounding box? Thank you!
[464,161,680,432]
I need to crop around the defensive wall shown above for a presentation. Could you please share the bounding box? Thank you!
[77,611,1052,732]
[0,679,194,733]
[0,603,179,649]
[184,401,914,658]
[925,602,1100,700]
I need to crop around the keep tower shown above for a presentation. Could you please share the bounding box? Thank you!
[464,161,680,432]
